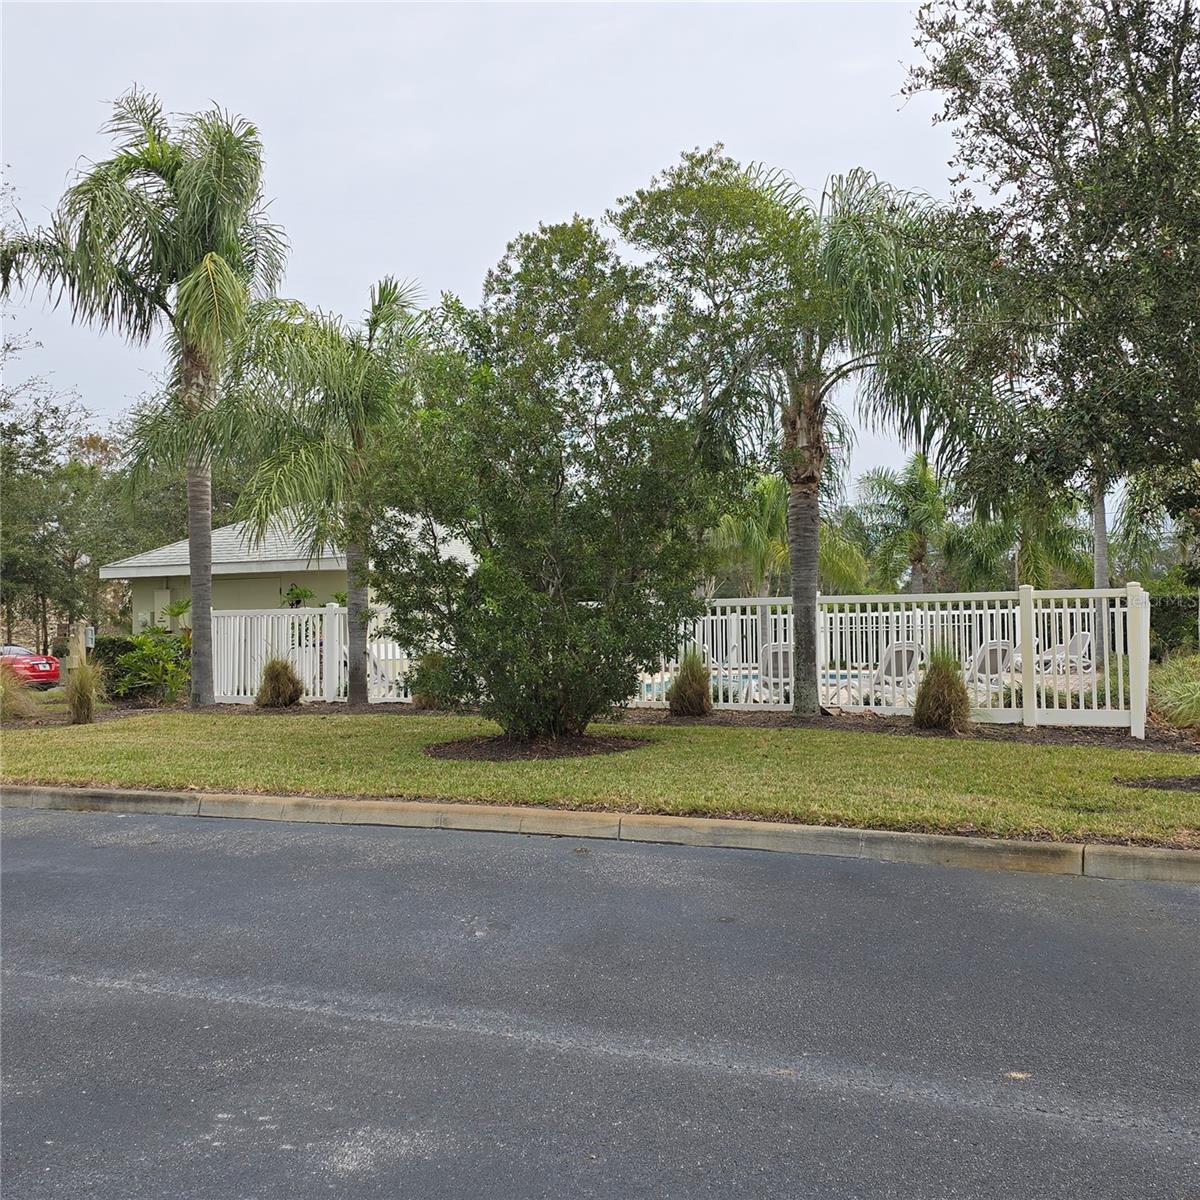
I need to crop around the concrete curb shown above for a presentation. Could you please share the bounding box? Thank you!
[2,784,1197,884]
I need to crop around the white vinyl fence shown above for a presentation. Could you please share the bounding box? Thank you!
[635,583,1152,737]
[213,604,410,705]
[213,584,1152,737]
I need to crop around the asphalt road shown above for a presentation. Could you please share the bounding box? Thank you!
[2,809,1198,1199]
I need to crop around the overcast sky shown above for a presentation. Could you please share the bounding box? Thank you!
[2,1,954,483]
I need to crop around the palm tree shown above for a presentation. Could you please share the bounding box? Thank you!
[710,474,868,597]
[228,280,422,705]
[617,155,959,713]
[856,453,951,594]
[943,490,1092,590]
[766,173,957,712]
[1,89,285,706]
[708,475,790,597]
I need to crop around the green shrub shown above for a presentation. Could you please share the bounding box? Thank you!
[160,597,193,628]
[50,638,71,660]
[114,633,190,704]
[65,659,104,724]
[0,664,36,721]
[371,222,729,739]
[255,656,304,708]
[408,650,454,710]
[1147,578,1199,661]
[93,635,136,693]
[667,649,712,717]
[1150,654,1200,729]
[913,646,970,732]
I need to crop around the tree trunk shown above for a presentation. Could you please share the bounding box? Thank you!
[910,538,928,595]
[345,540,370,706]
[1091,477,1110,590]
[788,482,821,714]
[187,460,215,706]
[783,376,826,717]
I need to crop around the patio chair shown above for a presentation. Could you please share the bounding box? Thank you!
[854,640,924,705]
[967,640,1014,685]
[963,641,1015,709]
[757,641,792,703]
[1037,631,1093,673]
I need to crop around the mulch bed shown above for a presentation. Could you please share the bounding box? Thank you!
[619,706,1200,752]
[1116,775,1200,792]
[424,734,648,762]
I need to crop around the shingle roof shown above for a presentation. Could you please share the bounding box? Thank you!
[99,518,344,579]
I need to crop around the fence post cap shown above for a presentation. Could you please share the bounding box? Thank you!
[1125,580,1150,604]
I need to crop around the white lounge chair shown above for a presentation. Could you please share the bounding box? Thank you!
[967,640,1014,685]
[340,648,402,700]
[1037,631,1093,673]
[855,640,924,705]
[964,640,1015,707]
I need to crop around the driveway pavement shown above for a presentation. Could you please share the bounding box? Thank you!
[3,808,1197,1198]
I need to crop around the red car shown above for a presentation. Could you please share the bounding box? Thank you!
[1,645,61,688]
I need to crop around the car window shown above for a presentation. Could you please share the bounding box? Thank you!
[2,646,35,656]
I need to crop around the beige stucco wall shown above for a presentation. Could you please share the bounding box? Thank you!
[130,570,349,631]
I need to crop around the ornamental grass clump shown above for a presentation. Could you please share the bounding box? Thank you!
[65,659,104,725]
[913,645,970,732]
[0,664,36,721]
[1150,654,1200,729]
[255,657,304,708]
[666,649,713,717]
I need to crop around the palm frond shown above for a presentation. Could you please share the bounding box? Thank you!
[175,252,249,367]
[818,520,869,593]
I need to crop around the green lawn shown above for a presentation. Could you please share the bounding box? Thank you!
[23,686,111,720]
[2,710,1198,847]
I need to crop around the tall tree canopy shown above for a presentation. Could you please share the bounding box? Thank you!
[908,0,1200,581]
[215,280,422,704]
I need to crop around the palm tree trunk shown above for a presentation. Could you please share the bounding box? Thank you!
[784,377,825,717]
[1091,477,1110,589]
[187,459,214,706]
[910,539,928,595]
[788,482,821,714]
[345,540,369,706]
[1091,474,1110,663]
